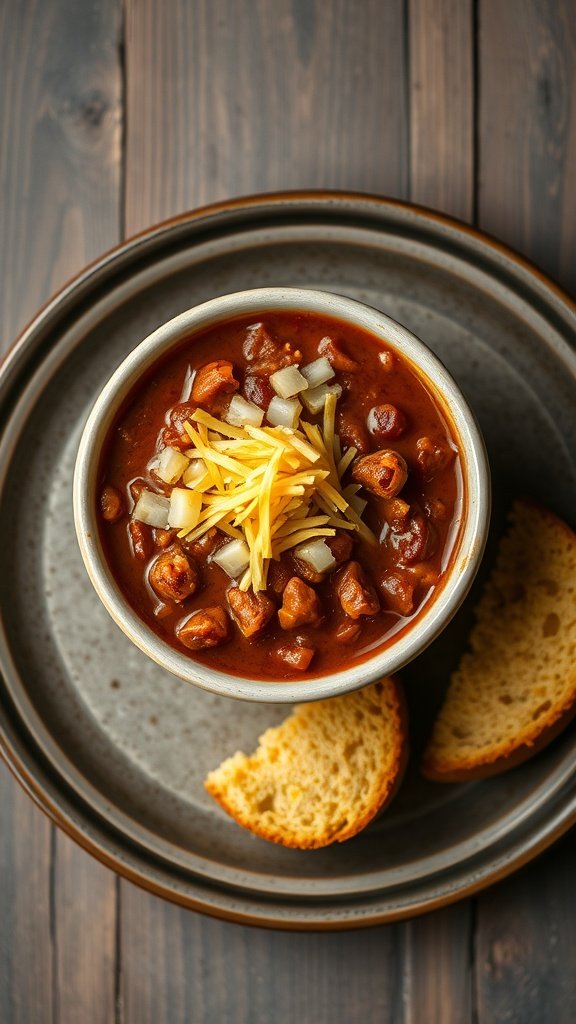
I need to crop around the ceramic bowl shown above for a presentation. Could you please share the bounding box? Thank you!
[73,287,490,702]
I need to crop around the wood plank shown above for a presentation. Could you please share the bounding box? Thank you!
[409,0,474,221]
[121,883,402,1024]
[52,844,118,1024]
[0,0,122,343]
[0,1,122,1020]
[479,0,576,294]
[124,0,409,232]
[402,904,474,1023]
[477,5,576,1007]
[0,761,54,1024]
[453,0,576,1003]
[475,835,576,1023]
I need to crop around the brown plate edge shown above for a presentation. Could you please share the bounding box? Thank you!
[2,719,576,931]
[2,189,576,380]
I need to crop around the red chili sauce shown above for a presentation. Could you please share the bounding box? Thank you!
[98,313,463,680]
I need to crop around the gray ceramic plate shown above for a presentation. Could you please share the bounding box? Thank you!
[1,193,575,929]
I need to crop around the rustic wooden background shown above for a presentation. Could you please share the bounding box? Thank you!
[1,1,576,1021]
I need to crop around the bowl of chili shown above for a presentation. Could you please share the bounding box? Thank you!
[73,287,490,702]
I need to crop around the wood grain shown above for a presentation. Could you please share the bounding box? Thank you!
[402,904,474,1023]
[0,761,54,1024]
[0,2,122,1021]
[52,846,118,1024]
[0,0,123,344]
[479,0,576,294]
[475,834,576,1023]
[121,886,403,1024]
[124,0,409,233]
[409,0,474,221]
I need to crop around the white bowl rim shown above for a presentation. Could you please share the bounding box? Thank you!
[73,286,490,703]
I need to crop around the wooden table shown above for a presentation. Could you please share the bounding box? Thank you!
[1,2,575,1021]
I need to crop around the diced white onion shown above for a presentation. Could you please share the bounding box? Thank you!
[225,395,264,428]
[155,445,190,485]
[212,538,251,578]
[168,488,201,530]
[269,364,309,399]
[300,356,335,389]
[293,539,336,573]
[300,381,342,414]
[183,458,208,488]
[132,490,170,528]
[267,396,302,428]
[349,493,368,517]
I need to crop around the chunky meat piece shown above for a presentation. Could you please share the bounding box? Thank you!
[335,618,363,644]
[154,528,177,549]
[191,361,239,409]
[272,642,315,672]
[389,512,436,565]
[336,407,371,454]
[292,557,324,585]
[367,403,407,441]
[278,577,322,630]
[293,531,355,585]
[157,403,199,451]
[416,436,456,482]
[267,556,295,595]
[242,374,275,410]
[148,545,199,603]
[161,426,189,451]
[167,402,196,446]
[352,449,408,498]
[335,561,379,619]
[128,520,153,561]
[382,498,411,531]
[129,478,148,503]
[327,530,355,566]
[100,484,124,522]
[186,527,222,561]
[243,323,301,376]
[318,335,358,372]
[379,571,416,616]
[243,322,276,362]
[405,562,439,587]
[424,496,449,521]
[227,587,275,639]
[176,606,230,650]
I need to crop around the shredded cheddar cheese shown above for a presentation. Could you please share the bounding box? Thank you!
[178,400,375,591]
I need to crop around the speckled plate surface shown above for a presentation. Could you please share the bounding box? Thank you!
[1,193,575,929]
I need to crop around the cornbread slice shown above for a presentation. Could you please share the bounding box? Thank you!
[205,678,407,849]
[422,501,576,782]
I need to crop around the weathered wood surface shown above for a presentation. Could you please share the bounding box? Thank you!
[124,0,409,231]
[409,0,474,221]
[120,889,403,1024]
[475,833,576,1024]
[0,2,121,1023]
[1,1,576,1022]
[479,0,576,294]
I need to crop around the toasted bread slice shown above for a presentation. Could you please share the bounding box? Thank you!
[422,501,576,781]
[205,678,407,849]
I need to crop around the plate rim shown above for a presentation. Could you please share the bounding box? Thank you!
[1,190,576,929]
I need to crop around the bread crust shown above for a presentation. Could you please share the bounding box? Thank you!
[422,699,576,782]
[422,500,576,783]
[205,677,408,849]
